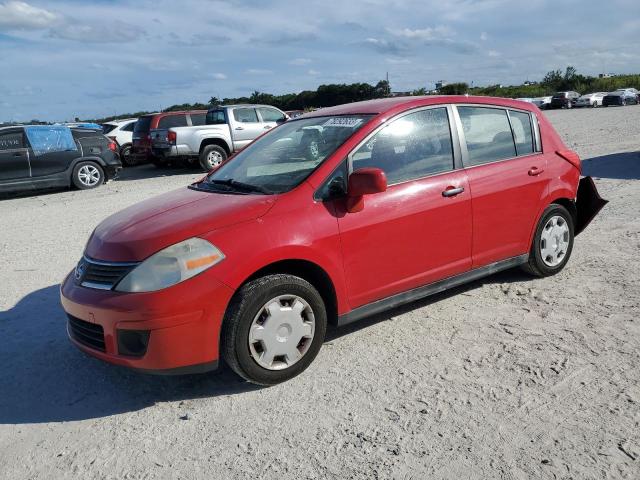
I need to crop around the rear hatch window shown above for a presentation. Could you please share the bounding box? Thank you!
[552,92,566,99]
[134,116,153,134]
[102,124,117,134]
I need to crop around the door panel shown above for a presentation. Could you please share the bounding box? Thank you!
[0,129,30,181]
[334,106,472,309]
[454,105,549,267]
[230,108,264,149]
[335,171,472,308]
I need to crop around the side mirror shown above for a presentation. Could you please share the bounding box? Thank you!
[346,167,387,213]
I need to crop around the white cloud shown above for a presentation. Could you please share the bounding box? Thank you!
[289,58,312,66]
[389,26,453,40]
[488,50,500,57]
[246,68,273,75]
[0,1,59,30]
[307,69,320,75]
[480,32,488,41]
[212,72,227,80]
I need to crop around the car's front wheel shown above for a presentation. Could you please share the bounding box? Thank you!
[522,204,575,277]
[72,161,104,190]
[221,274,327,385]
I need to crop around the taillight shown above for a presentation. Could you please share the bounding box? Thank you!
[167,131,177,144]
[108,141,117,152]
[556,149,581,172]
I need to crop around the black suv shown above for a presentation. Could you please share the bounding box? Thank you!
[549,91,581,109]
[0,125,121,194]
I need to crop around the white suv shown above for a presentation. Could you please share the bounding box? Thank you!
[102,119,138,166]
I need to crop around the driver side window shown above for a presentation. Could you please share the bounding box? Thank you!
[351,108,454,185]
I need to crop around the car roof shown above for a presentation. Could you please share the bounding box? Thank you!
[141,110,206,118]
[209,104,283,110]
[302,95,537,118]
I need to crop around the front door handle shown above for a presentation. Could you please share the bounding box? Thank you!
[442,186,464,197]
[235,126,244,130]
[528,166,544,176]
[264,125,272,129]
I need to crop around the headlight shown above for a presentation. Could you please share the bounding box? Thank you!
[115,237,224,293]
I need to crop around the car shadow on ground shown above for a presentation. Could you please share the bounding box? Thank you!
[1,268,530,425]
[582,151,640,180]
[0,285,259,425]
[114,164,201,182]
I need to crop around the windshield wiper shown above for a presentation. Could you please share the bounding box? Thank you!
[209,178,272,194]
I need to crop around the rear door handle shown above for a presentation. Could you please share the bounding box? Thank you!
[264,125,272,129]
[13,152,23,157]
[528,166,544,176]
[442,186,464,197]
[235,126,244,131]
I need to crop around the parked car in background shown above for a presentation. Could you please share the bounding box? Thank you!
[0,125,121,194]
[61,122,103,130]
[532,96,552,110]
[575,92,608,108]
[549,91,581,109]
[285,110,305,118]
[102,118,137,166]
[602,89,640,107]
[150,105,288,170]
[131,111,206,165]
[61,95,607,385]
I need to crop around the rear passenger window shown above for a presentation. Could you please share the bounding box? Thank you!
[258,108,286,123]
[190,114,206,126]
[0,131,24,150]
[508,110,534,156]
[233,108,259,123]
[457,107,516,166]
[158,115,188,128]
[351,108,454,185]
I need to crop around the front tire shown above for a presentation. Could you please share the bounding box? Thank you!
[72,161,104,190]
[221,274,327,385]
[522,204,574,277]
[199,145,227,171]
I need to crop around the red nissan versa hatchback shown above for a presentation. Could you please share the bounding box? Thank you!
[61,96,607,385]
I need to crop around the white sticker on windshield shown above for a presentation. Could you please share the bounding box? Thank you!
[323,117,363,128]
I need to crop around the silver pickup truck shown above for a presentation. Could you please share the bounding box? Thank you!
[150,104,288,170]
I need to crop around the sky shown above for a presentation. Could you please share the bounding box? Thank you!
[1,0,639,122]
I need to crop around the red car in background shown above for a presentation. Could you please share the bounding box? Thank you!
[61,96,607,385]
[131,110,207,164]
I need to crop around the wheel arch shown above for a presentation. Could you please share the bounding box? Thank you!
[199,138,231,155]
[527,195,577,248]
[237,259,339,326]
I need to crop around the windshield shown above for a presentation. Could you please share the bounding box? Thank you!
[201,115,373,194]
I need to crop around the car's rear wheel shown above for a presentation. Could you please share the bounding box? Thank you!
[120,145,137,166]
[522,204,574,277]
[199,145,227,171]
[72,161,104,190]
[221,274,327,385]
[592,101,599,108]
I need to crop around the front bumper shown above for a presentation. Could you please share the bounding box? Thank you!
[60,270,234,373]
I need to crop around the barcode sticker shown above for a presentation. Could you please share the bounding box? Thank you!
[323,117,363,128]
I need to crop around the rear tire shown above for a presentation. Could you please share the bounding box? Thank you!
[522,204,574,277]
[120,145,137,166]
[199,145,227,171]
[72,161,104,190]
[221,274,327,386]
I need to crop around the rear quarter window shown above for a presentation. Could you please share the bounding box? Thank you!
[158,115,188,129]
[508,110,534,156]
[0,131,25,150]
[190,113,207,126]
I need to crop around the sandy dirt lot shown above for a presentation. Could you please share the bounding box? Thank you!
[0,106,639,479]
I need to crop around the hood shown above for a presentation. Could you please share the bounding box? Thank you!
[85,186,276,262]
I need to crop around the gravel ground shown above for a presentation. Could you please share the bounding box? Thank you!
[1,106,639,480]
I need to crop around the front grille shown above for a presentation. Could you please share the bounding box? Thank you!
[68,315,106,352]
[76,256,138,290]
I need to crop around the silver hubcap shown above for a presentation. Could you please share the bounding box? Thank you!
[248,295,315,371]
[78,165,101,186]
[540,215,570,267]
[207,151,223,167]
